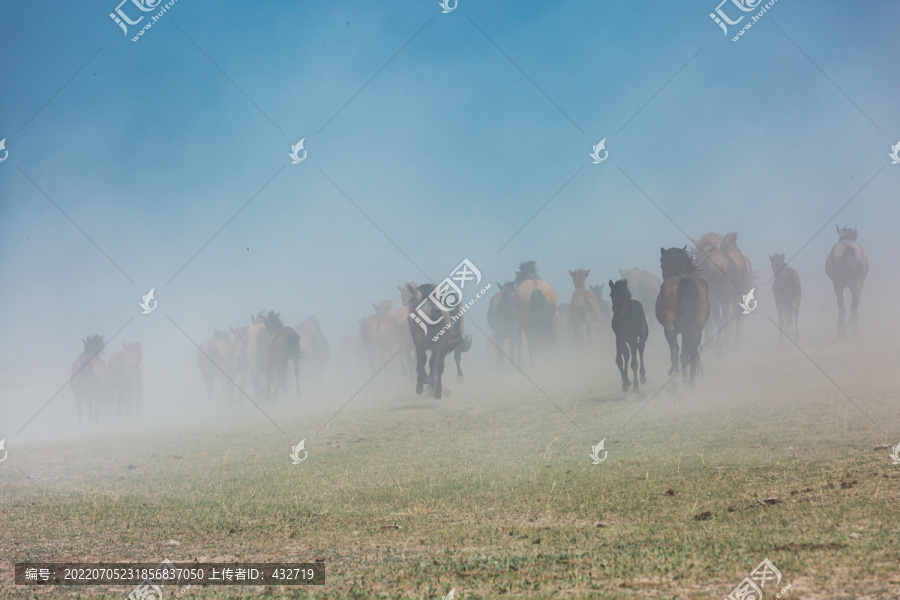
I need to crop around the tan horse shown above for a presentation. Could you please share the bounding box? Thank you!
[109,342,142,416]
[690,233,753,345]
[394,282,419,377]
[360,300,399,374]
[243,311,275,399]
[266,311,301,403]
[71,335,114,425]
[568,269,602,353]
[198,330,234,403]
[295,317,330,382]
[513,261,557,364]
[619,268,661,332]
[825,225,868,337]
[656,247,711,389]
[769,254,801,342]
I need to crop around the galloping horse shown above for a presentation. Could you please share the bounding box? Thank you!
[825,225,868,338]
[71,335,114,425]
[360,300,398,374]
[243,311,272,399]
[198,330,235,403]
[266,312,301,403]
[609,279,648,393]
[407,283,472,399]
[295,317,330,382]
[109,342,142,416]
[618,268,661,332]
[569,269,602,353]
[656,247,710,389]
[394,282,419,378]
[690,233,753,345]
[487,282,517,363]
[770,253,801,342]
[513,261,557,365]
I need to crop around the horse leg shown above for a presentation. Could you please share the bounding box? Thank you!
[834,282,847,338]
[434,350,446,399]
[630,341,640,392]
[777,303,785,345]
[637,338,646,385]
[293,359,301,398]
[664,325,679,376]
[415,347,427,395]
[615,341,629,393]
[455,347,463,382]
[793,303,800,342]
[849,283,861,335]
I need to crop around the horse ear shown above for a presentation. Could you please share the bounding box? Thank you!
[372,303,378,311]
[689,237,700,246]
[609,279,614,288]
[660,247,665,255]
[569,270,574,277]
[836,224,840,234]
[585,269,590,277]
[682,245,687,251]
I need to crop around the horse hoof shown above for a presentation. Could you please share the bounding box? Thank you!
[415,383,424,395]
[456,375,464,383]
[434,390,442,399]
[640,375,646,384]
[622,384,630,393]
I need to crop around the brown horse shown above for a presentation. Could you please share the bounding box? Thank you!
[394,282,419,377]
[109,342,142,416]
[569,269,602,353]
[487,282,517,363]
[690,233,753,345]
[243,311,272,399]
[513,261,557,364]
[656,247,710,389]
[71,335,114,425]
[609,279,648,392]
[198,330,235,403]
[406,283,472,399]
[618,268,661,332]
[266,312,301,403]
[589,284,613,335]
[770,253,801,342]
[360,300,399,374]
[825,225,868,338]
[295,317,330,382]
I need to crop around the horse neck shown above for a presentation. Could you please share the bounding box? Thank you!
[572,278,586,290]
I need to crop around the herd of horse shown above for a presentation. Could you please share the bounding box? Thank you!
[68,226,869,421]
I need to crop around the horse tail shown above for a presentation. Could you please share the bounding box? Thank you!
[676,277,703,377]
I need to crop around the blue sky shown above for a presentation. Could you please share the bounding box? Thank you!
[1,0,898,368]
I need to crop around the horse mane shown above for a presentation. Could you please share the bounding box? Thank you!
[663,247,699,275]
[82,335,105,356]
[518,261,539,280]
[264,311,284,330]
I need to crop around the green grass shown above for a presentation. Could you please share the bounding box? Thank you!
[2,341,900,599]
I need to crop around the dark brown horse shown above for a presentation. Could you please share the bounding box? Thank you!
[266,312,301,403]
[109,342,142,416]
[487,282,517,363]
[569,269,602,353]
[825,225,869,337]
[407,283,472,399]
[656,247,710,389]
[71,335,114,425]
[609,279,648,393]
[513,261,557,364]
[770,253,801,342]
[243,311,272,399]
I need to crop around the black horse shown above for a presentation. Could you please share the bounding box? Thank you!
[407,283,472,399]
[609,279,648,393]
